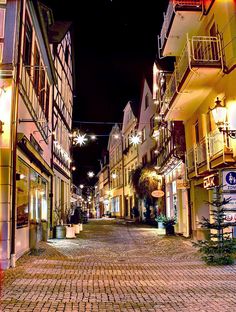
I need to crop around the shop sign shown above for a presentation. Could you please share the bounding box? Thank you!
[223,194,236,222]
[151,190,165,198]
[203,174,219,189]
[176,179,190,189]
[223,171,236,191]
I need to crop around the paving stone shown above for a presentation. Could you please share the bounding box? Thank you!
[1,219,236,311]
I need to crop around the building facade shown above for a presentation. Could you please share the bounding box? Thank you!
[0,0,74,269]
[157,0,236,239]
[108,124,124,217]
[49,18,74,226]
[0,0,57,268]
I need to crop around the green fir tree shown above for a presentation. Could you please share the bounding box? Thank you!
[193,185,236,265]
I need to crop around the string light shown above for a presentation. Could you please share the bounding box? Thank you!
[87,171,95,178]
[73,133,88,146]
[129,133,141,145]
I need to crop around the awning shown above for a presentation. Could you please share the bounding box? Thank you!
[17,133,54,176]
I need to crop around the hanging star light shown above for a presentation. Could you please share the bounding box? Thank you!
[129,133,141,145]
[73,133,88,146]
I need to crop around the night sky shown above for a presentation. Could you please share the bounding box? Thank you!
[42,0,168,185]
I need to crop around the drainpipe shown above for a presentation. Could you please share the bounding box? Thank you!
[10,0,24,268]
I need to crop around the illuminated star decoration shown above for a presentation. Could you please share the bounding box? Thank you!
[73,133,88,146]
[87,171,95,178]
[129,134,141,145]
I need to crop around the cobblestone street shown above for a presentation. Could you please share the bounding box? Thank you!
[1,219,236,312]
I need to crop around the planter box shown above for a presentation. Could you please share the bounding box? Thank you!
[66,225,76,238]
[73,224,80,234]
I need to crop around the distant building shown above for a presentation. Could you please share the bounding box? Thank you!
[108,124,124,217]
[122,101,139,218]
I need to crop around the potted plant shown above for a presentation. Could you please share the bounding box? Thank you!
[162,216,176,235]
[155,214,165,229]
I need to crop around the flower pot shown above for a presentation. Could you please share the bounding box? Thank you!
[55,225,66,239]
[79,223,83,231]
[158,221,164,229]
[165,224,175,235]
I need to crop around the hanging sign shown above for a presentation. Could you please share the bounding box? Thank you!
[203,174,219,189]
[151,190,165,198]
[223,171,236,191]
[176,179,190,189]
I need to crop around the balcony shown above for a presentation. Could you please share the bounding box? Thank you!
[19,65,49,140]
[158,0,203,57]
[156,121,186,174]
[160,35,223,120]
[208,130,234,169]
[186,131,235,177]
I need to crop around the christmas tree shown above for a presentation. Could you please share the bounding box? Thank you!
[194,185,236,265]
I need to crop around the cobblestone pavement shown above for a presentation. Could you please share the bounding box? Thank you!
[1,219,236,312]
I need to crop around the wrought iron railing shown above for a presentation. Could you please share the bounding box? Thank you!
[19,65,49,140]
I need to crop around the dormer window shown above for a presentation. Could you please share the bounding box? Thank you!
[145,93,149,109]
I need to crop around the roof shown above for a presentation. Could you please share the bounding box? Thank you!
[48,21,72,43]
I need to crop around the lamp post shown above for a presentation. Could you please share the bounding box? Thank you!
[211,97,236,139]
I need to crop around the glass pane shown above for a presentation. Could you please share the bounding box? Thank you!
[16,160,29,228]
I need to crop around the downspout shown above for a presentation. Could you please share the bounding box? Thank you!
[11,0,24,267]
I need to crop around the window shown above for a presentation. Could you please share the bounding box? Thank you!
[195,121,200,144]
[39,65,45,110]
[16,160,29,228]
[150,115,155,130]
[141,127,146,143]
[142,154,147,166]
[33,45,40,94]
[45,83,50,120]
[65,45,69,64]
[151,148,157,163]
[145,93,149,109]
[23,14,32,69]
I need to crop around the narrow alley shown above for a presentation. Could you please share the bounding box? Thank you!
[1,219,236,312]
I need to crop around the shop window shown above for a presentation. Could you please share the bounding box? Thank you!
[16,160,29,228]
[30,169,48,222]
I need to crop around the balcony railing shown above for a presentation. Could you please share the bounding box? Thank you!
[208,130,232,159]
[196,137,208,167]
[19,65,49,140]
[186,147,196,173]
[187,131,233,175]
[159,0,203,49]
[161,35,223,115]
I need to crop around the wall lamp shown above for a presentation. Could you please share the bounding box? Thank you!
[211,97,236,139]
